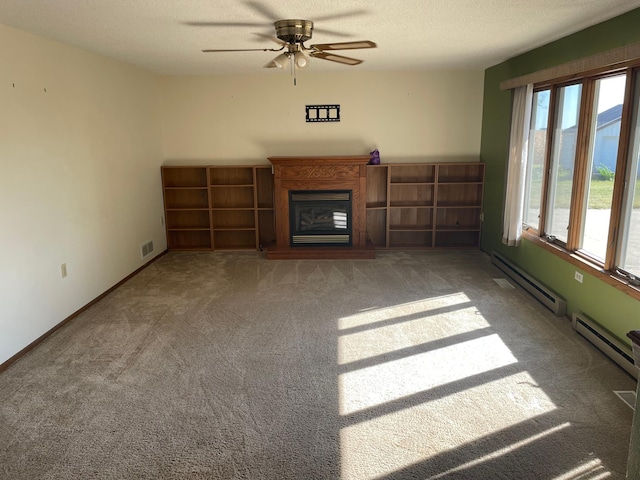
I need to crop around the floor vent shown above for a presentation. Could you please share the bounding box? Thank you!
[141,240,154,259]
[614,390,637,410]
[493,278,515,289]
[491,252,567,316]
[572,312,639,379]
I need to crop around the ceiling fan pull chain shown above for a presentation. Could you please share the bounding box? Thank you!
[291,54,297,86]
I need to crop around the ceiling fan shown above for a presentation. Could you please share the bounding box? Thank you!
[202,19,376,68]
[186,3,376,83]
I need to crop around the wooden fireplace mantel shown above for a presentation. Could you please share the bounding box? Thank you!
[267,155,374,259]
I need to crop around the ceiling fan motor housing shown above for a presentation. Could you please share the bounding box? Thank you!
[274,19,313,44]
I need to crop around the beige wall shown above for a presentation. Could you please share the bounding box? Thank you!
[160,70,484,164]
[0,22,485,365]
[0,25,165,364]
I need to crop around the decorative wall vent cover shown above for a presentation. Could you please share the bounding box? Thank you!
[306,105,340,122]
[141,240,154,259]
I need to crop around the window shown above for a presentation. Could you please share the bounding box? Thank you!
[617,73,640,279]
[579,75,625,261]
[523,90,549,229]
[522,67,640,282]
[546,84,582,244]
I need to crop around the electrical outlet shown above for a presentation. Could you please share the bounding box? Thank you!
[574,271,583,283]
[61,263,68,278]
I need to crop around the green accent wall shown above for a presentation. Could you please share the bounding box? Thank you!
[480,8,640,345]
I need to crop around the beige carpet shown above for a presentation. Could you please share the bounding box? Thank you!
[0,250,636,479]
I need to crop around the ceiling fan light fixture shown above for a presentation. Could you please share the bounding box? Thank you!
[272,52,290,69]
[294,51,308,68]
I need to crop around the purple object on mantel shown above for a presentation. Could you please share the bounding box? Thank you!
[369,149,380,165]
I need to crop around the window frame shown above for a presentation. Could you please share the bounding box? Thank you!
[521,63,640,300]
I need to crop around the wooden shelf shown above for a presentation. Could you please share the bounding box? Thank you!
[162,167,208,188]
[210,166,254,186]
[366,209,387,248]
[389,164,436,183]
[366,165,388,209]
[365,162,484,249]
[438,163,484,183]
[214,230,257,250]
[435,231,481,248]
[163,189,209,209]
[389,230,433,248]
[167,230,212,250]
[166,210,210,229]
[211,210,255,229]
[162,165,274,251]
[389,184,434,207]
[163,162,483,252]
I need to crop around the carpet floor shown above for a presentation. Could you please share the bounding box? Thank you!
[0,250,636,479]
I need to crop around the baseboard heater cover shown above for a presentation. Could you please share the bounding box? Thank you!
[572,312,639,379]
[491,252,567,316]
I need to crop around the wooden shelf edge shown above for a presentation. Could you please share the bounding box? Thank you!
[165,207,209,211]
[390,182,436,186]
[390,203,434,208]
[386,245,434,250]
[167,228,211,231]
[212,227,256,231]
[211,207,255,211]
[435,228,481,232]
[210,184,255,187]
[390,226,433,231]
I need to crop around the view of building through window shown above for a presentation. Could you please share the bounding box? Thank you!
[546,84,582,244]
[581,75,625,261]
[522,68,640,281]
[617,74,640,276]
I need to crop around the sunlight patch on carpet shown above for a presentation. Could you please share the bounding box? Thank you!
[341,293,472,330]
[339,373,559,480]
[338,333,519,415]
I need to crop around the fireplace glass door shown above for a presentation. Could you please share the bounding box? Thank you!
[289,190,352,246]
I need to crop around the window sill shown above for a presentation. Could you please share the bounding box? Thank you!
[522,230,640,302]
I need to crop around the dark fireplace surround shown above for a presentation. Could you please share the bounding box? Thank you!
[267,155,374,259]
[289,190,352,246]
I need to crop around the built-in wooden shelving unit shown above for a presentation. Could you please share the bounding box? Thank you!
[162,161,484,252]
[162,165,275,251]
[365,162,485,249]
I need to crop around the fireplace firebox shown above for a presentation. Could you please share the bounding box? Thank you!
[267,155,374,259]
[289,190,352,246]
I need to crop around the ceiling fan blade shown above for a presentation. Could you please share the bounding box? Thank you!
[253,32,286,46]
[310,41,377,51]
[246,1,281,21]
[185,21,266,27]
[202,47,283,53]
[311,28,353,38]
[309,51,363,66]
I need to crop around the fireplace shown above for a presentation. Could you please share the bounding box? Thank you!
[289,190,352,246]
[267,155,374,259]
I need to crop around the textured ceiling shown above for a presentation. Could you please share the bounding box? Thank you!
[0,0,638,75]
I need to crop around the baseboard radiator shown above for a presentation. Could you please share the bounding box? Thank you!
[491,252,567,316]
[572,312,639,379]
